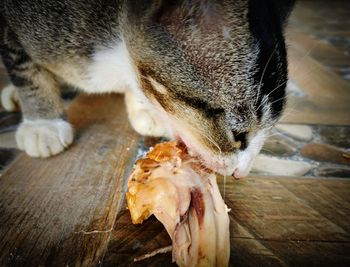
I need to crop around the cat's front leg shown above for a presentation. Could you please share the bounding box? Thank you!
[12,68,73,157]
[1,41,73,157]
[15,117,73,158]
[125,91,169,137]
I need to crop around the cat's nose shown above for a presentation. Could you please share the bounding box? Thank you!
[232,131,248,151]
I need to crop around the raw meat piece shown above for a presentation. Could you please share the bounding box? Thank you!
[126,141,230,267]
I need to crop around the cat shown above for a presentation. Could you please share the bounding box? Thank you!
[0,0,294,178]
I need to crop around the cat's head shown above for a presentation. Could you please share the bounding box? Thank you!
[125,0,294,177]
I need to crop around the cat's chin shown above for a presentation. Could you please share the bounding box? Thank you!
[200,154,237,177]
[189,147,255,178]
[174,135,237,177]
[174,131,262,178]
[163,114,257,178]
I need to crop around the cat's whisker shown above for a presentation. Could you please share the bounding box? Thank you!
[263,132,284,139]
[255,63,316,113]
[276,99,301,122]
[223,173,227,200]
[255,44,279,105]
[254,41,319,114]
[170,111,223,156]
[268,94,289,107]
[287,41,319,73]
[278,106,300,122]
[260,147,276,154]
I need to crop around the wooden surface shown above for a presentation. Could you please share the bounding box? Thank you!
[280,1,350,126]
[0,94,140,266]
[1,95,349,267]
[1,1,350,266]
[281,39,350,125]
[102,176,350,267]
[0,99,349,266]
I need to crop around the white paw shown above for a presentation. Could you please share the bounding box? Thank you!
[125,91,168,137]
[1,84,19,111]
[129,110,167,137]
[16,119,74,158]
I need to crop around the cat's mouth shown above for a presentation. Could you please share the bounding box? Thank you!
[173,133,238,177]
[176,135,255,179]
[141,82,247,177]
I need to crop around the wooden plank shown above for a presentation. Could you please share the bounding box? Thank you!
[286,30,350,67]
[281,1,350,126]
[287,45,350,102]
[0,94,140,266]
[102,176,350,267]
[280,45,350,125]
[289,1,350,35]
[227,178,350,241]
[256,240,350,267]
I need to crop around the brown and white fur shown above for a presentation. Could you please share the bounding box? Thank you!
[0,0,294,177]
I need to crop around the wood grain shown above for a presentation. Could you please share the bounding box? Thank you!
[289,1,350,35]
[103,176,350,267]
[0,95,349,267]
[280,1,350,126]
[286,30,350,67]
[1,1,350,266]
[0,94,140,266]
[280,44,350,125]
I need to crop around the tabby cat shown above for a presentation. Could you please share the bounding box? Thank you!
[0,0,294,177]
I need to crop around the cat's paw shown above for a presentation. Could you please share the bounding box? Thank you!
[1,84,19,111]
[125,91,168,137]
[129,110,167,137]
[16,119,74,157]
